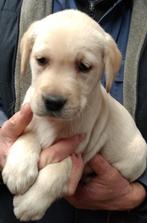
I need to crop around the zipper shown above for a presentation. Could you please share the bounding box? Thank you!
[88,0,122,22]
[88,0,103,18]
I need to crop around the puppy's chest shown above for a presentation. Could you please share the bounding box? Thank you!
[32,116,91,154]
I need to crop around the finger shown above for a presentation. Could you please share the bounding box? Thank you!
[67,154,84,195]
[1,104,32,140]
[38,134,85,169]
[89,154,111,175]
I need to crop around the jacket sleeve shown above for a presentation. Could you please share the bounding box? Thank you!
[0,108,7,127]
[138,167,147,188]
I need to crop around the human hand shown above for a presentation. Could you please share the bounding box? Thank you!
[66,154,146,210]
[0,104,32,169]
[39,135,85,195]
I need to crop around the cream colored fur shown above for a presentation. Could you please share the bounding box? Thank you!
[2,10,147,221]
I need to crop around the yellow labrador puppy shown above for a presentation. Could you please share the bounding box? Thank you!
[2,9,147,221]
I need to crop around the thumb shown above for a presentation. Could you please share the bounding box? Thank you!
[1,104,32,140]
[89,154,111,175]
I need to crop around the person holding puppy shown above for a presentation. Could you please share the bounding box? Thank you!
[0,0,147,222]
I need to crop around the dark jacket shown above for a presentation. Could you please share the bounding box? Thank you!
[0,0,147,223]
[0,0,22,118]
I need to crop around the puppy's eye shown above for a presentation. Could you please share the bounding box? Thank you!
[77,62,92,73]
[36,57,48,66]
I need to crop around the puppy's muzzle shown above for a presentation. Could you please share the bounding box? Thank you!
[43,95,67,114]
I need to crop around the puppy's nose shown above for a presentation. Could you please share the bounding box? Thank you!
[43,95,67,112]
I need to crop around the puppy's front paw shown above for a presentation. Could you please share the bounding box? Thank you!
[13,159,72,221]
[13,186,51,221]
[2,144,39,194]
[3,162,38,195]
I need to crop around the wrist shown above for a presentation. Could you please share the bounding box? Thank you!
[127,182,146,210]
[110,182,146,211]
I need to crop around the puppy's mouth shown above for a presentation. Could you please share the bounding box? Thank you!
[54,107,81,120]
[37,106,81,120]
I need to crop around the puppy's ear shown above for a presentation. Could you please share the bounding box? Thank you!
[20,21,39,75]
[103,33,122,92]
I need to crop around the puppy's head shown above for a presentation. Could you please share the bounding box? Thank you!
[21,10,121,119]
